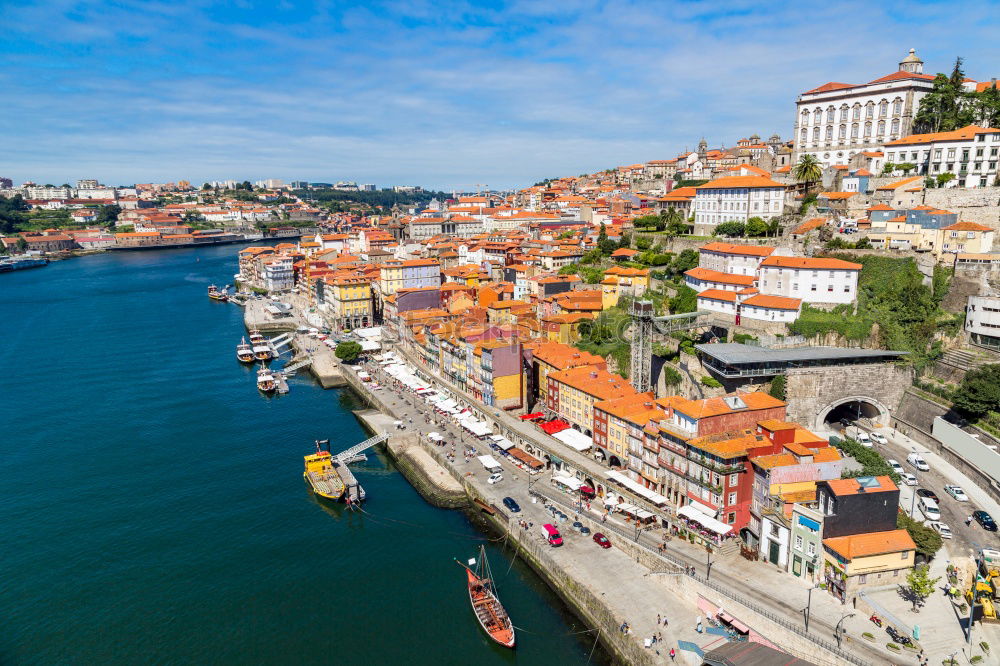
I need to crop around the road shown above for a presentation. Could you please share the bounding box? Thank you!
[359,352,892,664]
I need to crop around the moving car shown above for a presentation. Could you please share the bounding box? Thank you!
[929,522,952,539]
[944,485,969,502]
[906,452,930,471]
[593,533,611,549]
[887,459,905,475]
[870,432,888,445]
[487,472,503,485]
[899,472,918,486]
[916,489,939,502]
[974,510,998,532]
[502,497,521,513]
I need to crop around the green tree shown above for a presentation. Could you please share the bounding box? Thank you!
[635,237,652,251]
[897,162,917,176]
[792,154,823,190]
[914,58,976,133]
[881,162,897,176]
[633,214,659,229]
[975,82,1000,127]
[745,217,769,237]
[16,236,28,253]
[618,232,632,249]
[936,173,956,188]
[201,182,212,191]
[671,249,699,276]
[597,223,616,255]
[668,285,698,314]
[96,204,121,227]
[854,236,872,249]
[661,365,682,388]
[897,506,943,559]
[905,564,941,612]
[335,341,363,363]
[768,375,786,401]
[715,221,745,237]
[953,364,1000,417]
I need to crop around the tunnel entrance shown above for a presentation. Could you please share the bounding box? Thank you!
[818,396,890,430]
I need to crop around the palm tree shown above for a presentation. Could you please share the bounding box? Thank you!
[792,154,823,191]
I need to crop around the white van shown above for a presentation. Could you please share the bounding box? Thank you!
[918,496,941,521]
[906,452,930,471]
[850,428,872,447]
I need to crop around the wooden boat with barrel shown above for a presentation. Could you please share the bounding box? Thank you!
[248,330,273,361]
[303,440,346,501]
[457,545,515,649]
[236,337,256,363]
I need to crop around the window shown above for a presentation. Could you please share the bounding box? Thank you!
[728,492,737,505]
[877,120,885,135]
[807,542,816,556]
[811,284,817,291]
[795,535,803,550]
[901,551,909,560]
[859,574,868,584]
[864,122,871,137]
[893,99,902,115]
[879,100,888,117]
[812,127,820,142]
[852,105,861,120]
[851,123,859,139]
[729,473,738,485]
[727,512,736,524]
[866,102,874,118]
[839,106,848,121]
[825,126,833,141]
[890,119,899,135]
[800,128,807,143]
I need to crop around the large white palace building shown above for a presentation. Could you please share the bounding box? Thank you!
[792,50,938,167]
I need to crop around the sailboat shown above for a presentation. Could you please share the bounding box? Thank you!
[457,546,515,649]
[236,337,255,363]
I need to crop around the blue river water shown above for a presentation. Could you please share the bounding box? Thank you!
[0,245,608,665]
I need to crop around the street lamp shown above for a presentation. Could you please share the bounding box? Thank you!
[804,584,820,632]
[706,547,714,581]
[835,612,855,649]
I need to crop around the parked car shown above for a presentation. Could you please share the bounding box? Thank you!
[870,432,888,445]
[854,430,872,447]
[502,497,521,513]
[487,472,503,485]
[906,452,930,471]
[899,472,918,486]
[929,522,953,539]
[593,533,612,549]
[944,485,969,502]
[887,459,905,475]
[916,489,939,502]
[974,510,998,532]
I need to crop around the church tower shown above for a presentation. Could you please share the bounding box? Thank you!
[899,48,923,74]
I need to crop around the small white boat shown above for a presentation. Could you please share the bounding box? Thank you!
[257,368,277,393]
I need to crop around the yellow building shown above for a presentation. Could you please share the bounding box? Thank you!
[822,529,916,598]
[541,313,594,344]
[324,276,372,329]
[934,221,995,260]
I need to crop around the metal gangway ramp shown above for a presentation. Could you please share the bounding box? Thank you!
[282,358,312,376]
[269,333,293,349]
[334,431,390,463]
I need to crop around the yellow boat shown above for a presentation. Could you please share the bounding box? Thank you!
[304,449,346,501]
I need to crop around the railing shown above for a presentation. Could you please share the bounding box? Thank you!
[532,489,870,666]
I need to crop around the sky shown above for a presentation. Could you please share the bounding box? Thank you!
[3,1,1000,191]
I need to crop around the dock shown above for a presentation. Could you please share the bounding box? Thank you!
[274,372,290,394]
[333,461,364,504]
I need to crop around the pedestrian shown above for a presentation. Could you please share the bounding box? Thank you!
[669,648,676,661]
[967,515,974,526]
[657,613,661,625]
[663,617,668,627]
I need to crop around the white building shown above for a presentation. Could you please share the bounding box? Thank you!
[692,175,786,235]
[24,185,72,200]
[757,256,861,304]
[698,242,777,275]
[696,289,801,323]
[884,125,1000,188]
[263,256,294,292]
[966,295,1000,351]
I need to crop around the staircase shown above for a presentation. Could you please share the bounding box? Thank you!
[940,348,998,371]
[715,537,741,558]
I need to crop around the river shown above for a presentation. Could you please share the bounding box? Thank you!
[0,245,609,665]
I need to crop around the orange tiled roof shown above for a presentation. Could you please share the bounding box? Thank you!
[823,529,915,560]
[759,256,861,270]
[697,288,737,303]
[824,476,896,496]
[885,124,1000,146]
[547,365,635,400]
[670,391,785,419]
[942,221,992,232]
[684,267,756,286]
[876,176,923,191]
[697,175,786,190]
[742,294,802,311]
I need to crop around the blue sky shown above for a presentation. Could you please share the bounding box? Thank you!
[3,0,1000,191]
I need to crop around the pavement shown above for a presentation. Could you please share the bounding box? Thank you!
[352,354,896,665]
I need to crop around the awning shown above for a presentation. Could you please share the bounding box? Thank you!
[509,448,544,469]
[605,470,668,505]
[552,475,584,491]
[677,504,733,535]
[490,437,515,451]
[539,419,570,435]
[798,515,820,531]
[359,339,380,351]
[520,412,545,420]
[478,455,502,470]
[552,428,593,452]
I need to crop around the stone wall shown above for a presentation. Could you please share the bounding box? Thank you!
[923,186,1000,231]
[785,362,913,429]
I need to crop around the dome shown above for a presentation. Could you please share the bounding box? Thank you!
[901,48,922,63]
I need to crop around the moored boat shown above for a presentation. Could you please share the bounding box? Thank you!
[458,546,515,649]
[236,337,255,363]
[303,440,346,501]
[208,284,228,302]
[256,367,277,393]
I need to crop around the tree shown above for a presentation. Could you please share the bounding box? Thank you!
[936,173,956,188]
[334,341,363,362]
[633,214,659,229]
[96,204,121,227]
[597,223,616,255]
[669,285,698,314]
[768,375,786,401]
[897,162,917,176]
[914,58,976,133]
[881,162,897,176]
[905,564,941,612]
[953,364,1000,417]
[897,510,943,559]
[715,221,745,237]
[635,237,652,251]
[618,232,632,249]
[16,237,28,253]
[671,249,699,275]
[201,182,212,191]
[745,217,769,237]
[792,154,823,190]
[854,236,872,249]
[661,365,682,388]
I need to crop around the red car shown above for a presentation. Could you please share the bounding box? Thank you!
[593,533,611,549]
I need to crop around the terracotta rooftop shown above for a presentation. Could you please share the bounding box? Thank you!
[823,529,915,560]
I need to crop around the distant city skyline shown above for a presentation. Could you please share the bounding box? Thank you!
[3,0,1000,190]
